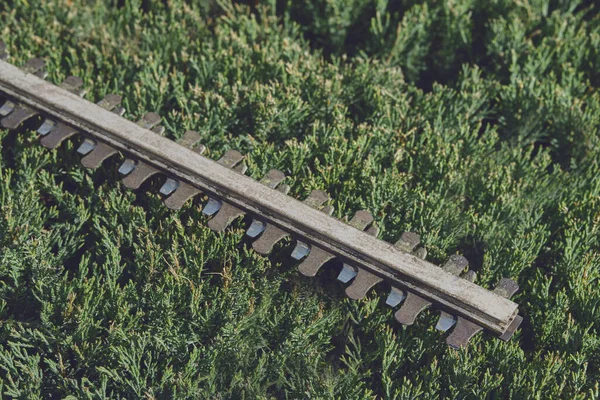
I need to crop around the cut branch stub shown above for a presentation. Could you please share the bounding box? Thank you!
[446,278,520,348]
[252,190,329,255]
[394,254,469,325]
[208,169,286,231]
[40,94,122,149]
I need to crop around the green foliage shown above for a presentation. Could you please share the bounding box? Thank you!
[0,0,599,398]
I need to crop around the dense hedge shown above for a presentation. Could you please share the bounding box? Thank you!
[0,0,599,398]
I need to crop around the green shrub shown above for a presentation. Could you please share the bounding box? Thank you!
[0,0,599,398]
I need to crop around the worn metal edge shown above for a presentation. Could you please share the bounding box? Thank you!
[0,59,519,335]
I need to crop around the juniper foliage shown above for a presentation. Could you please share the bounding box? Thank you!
[0,0,599,398]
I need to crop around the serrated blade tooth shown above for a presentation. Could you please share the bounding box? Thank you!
[157,132,204,197]
[0,100,15,116]
[297,247,336,277]
[246,220,266,238]
[342,223,381,297]
[290,240,310,260]
[336,213,375,283]
[60,76,85,95]
[118,159,137,175]
[294,205,335,272]
[385,287,406,307]
[122,162,160,189]
[22,58,45,75]
[386,235,427,309]
[436,270,476,332]
[209,169,286,232]
[77,138,96,155]
[337,266,357,283]
[218,149,244,168]
[95,94,122,110]
[178,130,206,154]
[435,314,457,332]
[260,169,286,188]
[446,278,520,348]
[252,189,328,255]
[290,200,334,260]
[40,123,79,148]
[40,94,122,149]
[178,130,200,148]
[442,254,469,275]
[395,232,421,253]
[208,202,245,231]
[37,119,56,136]
[119,124,164,187]
[160,178,179,196]
[203,149,246,216]
[163,182,201,210]
[1,105,39,129]
[246,184,289,237]
[0,41,8,60]
[251,224,289,255]
[119,123,165,183]
[301,190,329,209]
[493,278,519,299]
[80,142,118,169]
[446,318,483,349]
[292,224,336,261]
[395,253,469,325]
[138,112,161,129]
[202,198,223,216]
[347,210,374,230]
[394,293,432,325]
[345,269,383,300]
